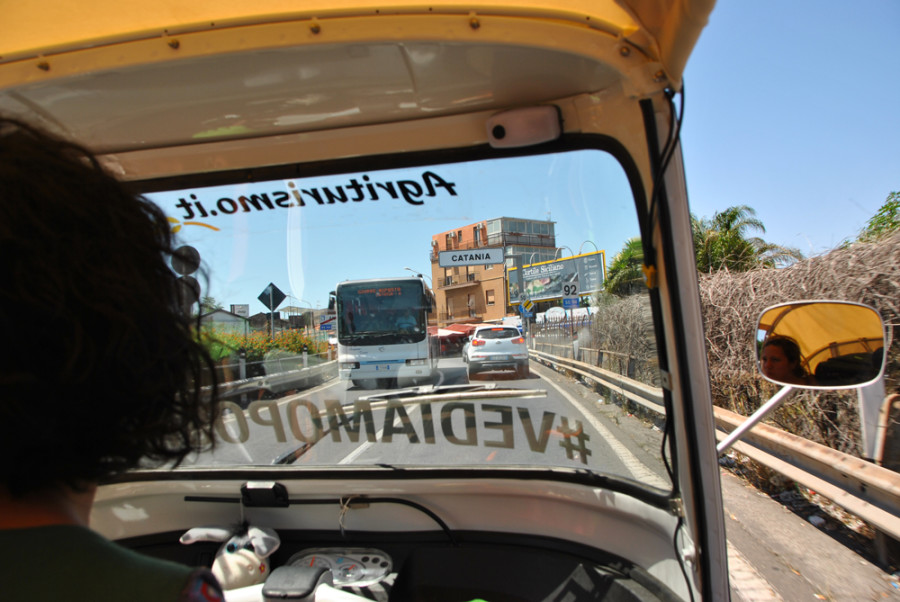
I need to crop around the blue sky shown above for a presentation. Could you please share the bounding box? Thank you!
[681,1,900,256]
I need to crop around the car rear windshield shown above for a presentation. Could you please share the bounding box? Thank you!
[478,328,520,340]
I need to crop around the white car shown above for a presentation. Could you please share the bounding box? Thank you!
[465,325,530,379]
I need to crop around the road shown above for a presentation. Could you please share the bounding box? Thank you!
[200,357,671,491]
[199,355,900,600]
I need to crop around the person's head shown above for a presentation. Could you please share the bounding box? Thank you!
[761,336,806,383]
[0,117,218,497]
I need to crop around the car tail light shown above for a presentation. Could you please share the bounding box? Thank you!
[471,339,486,346]
[511,337,525,344]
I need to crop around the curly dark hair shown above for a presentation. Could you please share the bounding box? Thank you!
[0,117,219,496]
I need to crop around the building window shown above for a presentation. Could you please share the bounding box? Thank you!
[487,290,495,306]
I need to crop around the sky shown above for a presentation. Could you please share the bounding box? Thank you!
[680,0,900,257]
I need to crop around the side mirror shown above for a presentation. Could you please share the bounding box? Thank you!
[756,301,886,389]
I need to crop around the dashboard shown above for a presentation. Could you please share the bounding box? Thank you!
[126,529,679,602]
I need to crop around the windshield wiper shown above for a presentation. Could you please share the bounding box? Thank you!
[358,383,547,403]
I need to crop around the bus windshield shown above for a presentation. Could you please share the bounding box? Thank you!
[336,279,429,341]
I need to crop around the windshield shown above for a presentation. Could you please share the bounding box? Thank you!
[145,147,670,491]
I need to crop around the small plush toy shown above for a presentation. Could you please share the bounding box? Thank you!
[181,523,281,590]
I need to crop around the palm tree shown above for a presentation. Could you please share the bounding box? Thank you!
[200,295,224,314]
[692,205,802,272]
[857,191,899,242]
[604,237,645,295]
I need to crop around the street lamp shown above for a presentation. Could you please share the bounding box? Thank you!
[554,246,574,259]
[404,266,432,284]
[578,241,598,254]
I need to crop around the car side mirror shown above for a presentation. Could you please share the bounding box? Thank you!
[756,301,886,389]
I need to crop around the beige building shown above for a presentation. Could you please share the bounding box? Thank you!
[430,217,557,327]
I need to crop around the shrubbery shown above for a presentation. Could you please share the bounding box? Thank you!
[199,328,328,363]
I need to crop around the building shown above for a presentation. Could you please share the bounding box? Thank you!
[200,309,250,335]
[430,217,557,326]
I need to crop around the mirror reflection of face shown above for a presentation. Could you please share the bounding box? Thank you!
[760,343,802,385]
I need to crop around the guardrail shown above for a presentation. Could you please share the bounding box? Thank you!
[529,348,900,543]
[217,359,338,406]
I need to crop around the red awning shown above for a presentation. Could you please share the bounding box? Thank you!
[428,326,467,339]
[444,323,479,336]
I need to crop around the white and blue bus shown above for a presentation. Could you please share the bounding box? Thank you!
[331,277,437,388]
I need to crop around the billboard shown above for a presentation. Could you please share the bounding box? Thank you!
[230,304,250,318]
[507,250,606,305]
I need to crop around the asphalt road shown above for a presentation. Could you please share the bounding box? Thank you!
[200,357,671,491]
[200,355,900,600]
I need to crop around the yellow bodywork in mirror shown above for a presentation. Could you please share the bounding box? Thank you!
[757,301,885,388]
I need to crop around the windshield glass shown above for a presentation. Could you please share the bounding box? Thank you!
[145,147,670,491]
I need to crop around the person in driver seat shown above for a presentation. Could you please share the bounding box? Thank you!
[396,309,417,331]
[0,117,225,602]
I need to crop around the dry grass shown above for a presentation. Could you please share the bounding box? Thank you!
[700,233,900,454]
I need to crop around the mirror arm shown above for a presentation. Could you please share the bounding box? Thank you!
[716,386,794,455]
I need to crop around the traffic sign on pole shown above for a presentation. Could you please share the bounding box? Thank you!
[562,296,580,309]
[258,283,286,310]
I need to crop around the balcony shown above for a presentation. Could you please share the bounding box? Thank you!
[438,275,481,290]
[438,309,482,324]
[485,232,556,248]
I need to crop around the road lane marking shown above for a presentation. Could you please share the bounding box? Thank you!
[531,362,670,489]
[728,542,783,601]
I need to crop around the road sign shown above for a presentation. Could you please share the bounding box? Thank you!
[258,282,286,310]
[522,299,534,311]
[320,323,333,331]
[438,248,505,267]
[562,296,580,309]
[562,275,579,297]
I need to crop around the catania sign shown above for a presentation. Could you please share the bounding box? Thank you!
[438,248,505,267]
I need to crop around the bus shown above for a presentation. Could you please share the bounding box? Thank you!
[331,277,437,388]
